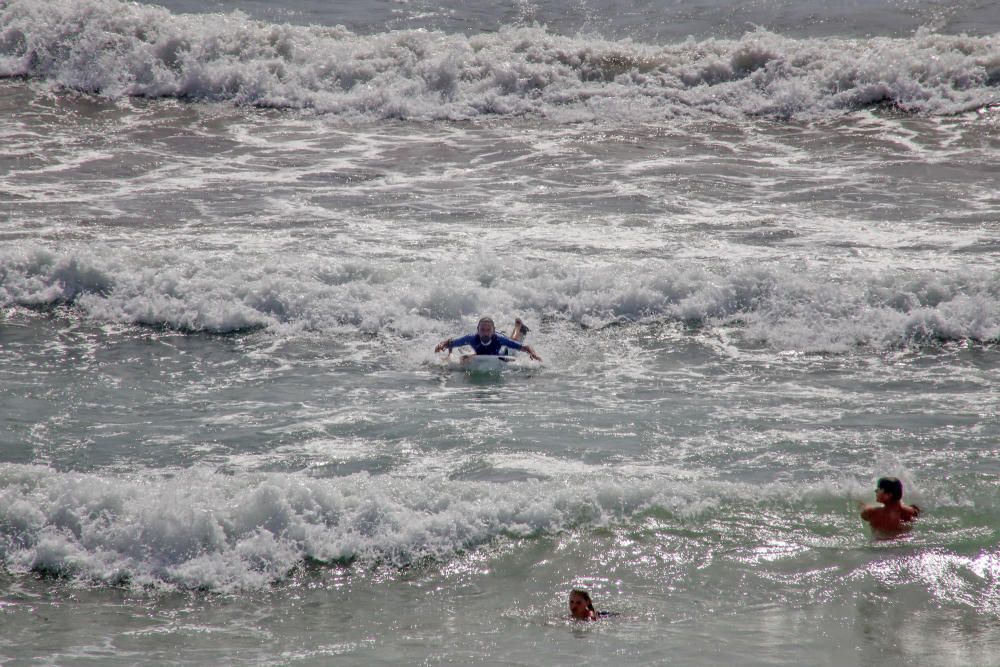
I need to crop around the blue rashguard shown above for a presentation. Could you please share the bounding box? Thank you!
[448,334,524,356]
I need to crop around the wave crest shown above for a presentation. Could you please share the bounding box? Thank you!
[0,465,668,591]
[2,0,998,120]
[2,245,998,350]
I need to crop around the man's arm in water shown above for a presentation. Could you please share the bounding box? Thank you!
[498,335,542,361]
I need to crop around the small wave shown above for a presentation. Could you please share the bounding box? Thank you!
[1,464,995,592]
[0,464,686,591]
[0,246,273,333]
[2,245,998,350]
[1,0,997,120]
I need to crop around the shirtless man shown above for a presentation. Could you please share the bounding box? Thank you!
[859,477,921,538]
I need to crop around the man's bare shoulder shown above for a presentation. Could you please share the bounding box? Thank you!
[859,504,881,520]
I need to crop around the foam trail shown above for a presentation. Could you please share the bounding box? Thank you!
[1,0,998,120]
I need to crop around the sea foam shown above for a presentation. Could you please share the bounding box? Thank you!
[2,463,994,592]
[1,0,998,120]
[0,464,676,591]
[1,244,997,351]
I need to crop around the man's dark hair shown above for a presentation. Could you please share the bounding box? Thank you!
[877,477,903,502]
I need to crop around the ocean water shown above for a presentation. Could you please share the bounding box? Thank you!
[1,0,1000,664]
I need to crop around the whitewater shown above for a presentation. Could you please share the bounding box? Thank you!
[1,0,999,664]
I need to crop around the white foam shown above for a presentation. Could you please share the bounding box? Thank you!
[2,1,998,121]
[2,243,998,352]
[0,464,684,591]
[4,462,988,591]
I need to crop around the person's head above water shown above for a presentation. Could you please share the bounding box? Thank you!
[476,316,495,342]
[861,475,919,537]
[569,589,596,621]
[876,477,904,503]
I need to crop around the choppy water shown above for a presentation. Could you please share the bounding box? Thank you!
[1,0,1000,664]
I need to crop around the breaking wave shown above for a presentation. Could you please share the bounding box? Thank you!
[2,245,998,351]
[1,0,998,120]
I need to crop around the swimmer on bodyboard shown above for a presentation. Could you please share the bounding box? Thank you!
[434,316,541,365]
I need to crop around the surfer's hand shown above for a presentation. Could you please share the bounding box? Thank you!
[434,339,452,353]
[524,346,542,362]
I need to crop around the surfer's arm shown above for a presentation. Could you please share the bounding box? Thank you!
[496,335,542,361]
[436,334,475,353]
[521,344,542,361]
[496,335,522,351]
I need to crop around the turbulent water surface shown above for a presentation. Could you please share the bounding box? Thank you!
[1,0,1000,664]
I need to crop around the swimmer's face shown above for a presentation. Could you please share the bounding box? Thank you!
[569,593,591,620]
[477,319,495,340]
[875,488,891,503]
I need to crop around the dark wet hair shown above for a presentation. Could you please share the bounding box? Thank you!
[570,589,595,612]
[477,317,495,327]
[877,477,903,502]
